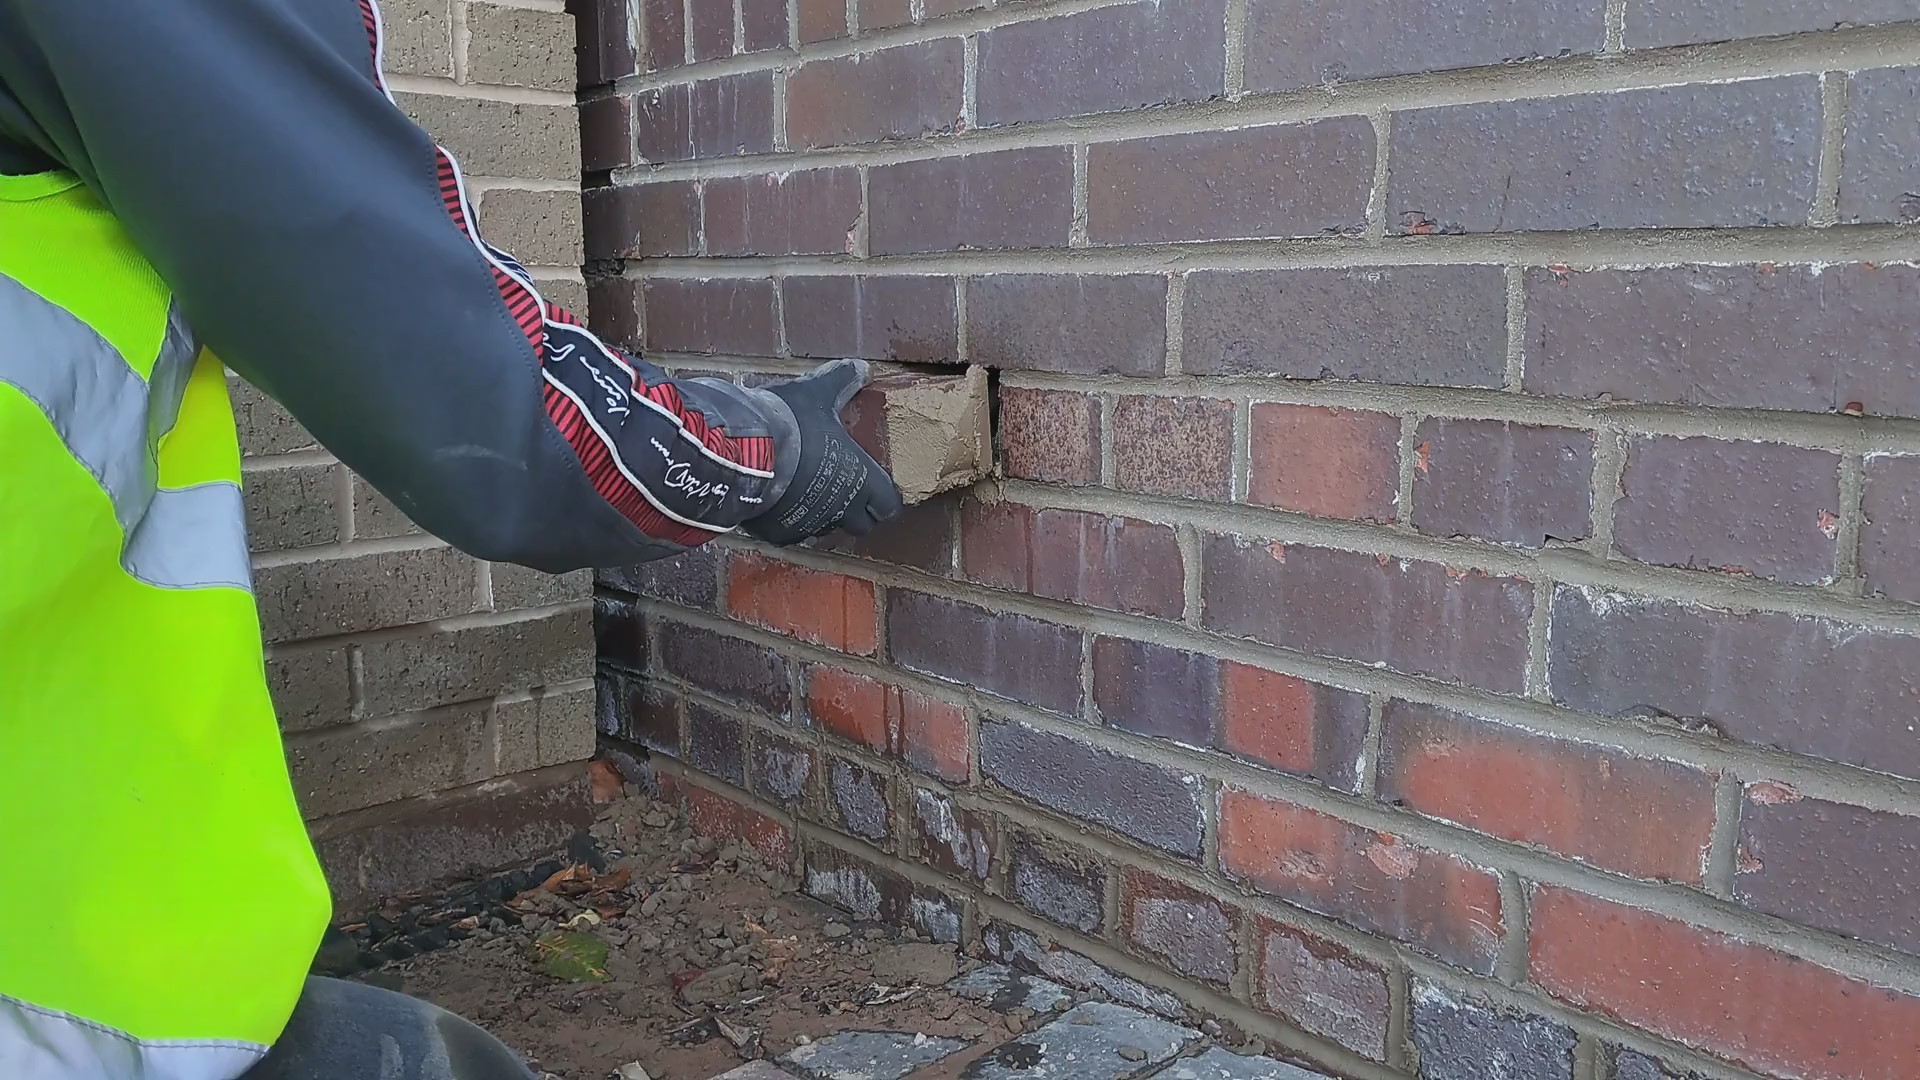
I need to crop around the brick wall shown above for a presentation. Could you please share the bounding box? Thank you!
[243,0,595,911]
[579,3,1920,1078]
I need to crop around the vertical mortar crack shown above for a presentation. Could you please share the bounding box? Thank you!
[1100,394,1118,488]
[1232,398,1252,503]
[1223,0,1249,98]
[1503,265,1526,392]
[1705,769,1743,899]
[1178,523,1204,625]
[1590,427,1628,559]
[1603,0,1627,53]
[733,0,745,54]
[1071,144,1092,248]
[955,277,970,364]
[962,35,979,128]
[1364,110,1391,242]
[1496,872,1529,986]
[1835,451,1866,592]
[774,70,791,151]
[1163,272,1186,374]
[1813,71,1850,227]
[1525,580,1553,700]
[1358,693,1387,796]
[1395,414,1420,531]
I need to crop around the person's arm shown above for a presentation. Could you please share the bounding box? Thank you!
[0,0,898,571]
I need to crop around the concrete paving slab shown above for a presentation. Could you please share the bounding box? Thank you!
[962,1001,1199,1080]
[782,1031,970,1080]
[1148,1047,1333,1080]
[945,964,1074,1014]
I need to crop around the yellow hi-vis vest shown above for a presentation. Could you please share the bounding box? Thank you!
[0,170,330,1077]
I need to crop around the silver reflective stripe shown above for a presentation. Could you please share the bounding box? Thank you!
[0,272,247,592]
[125,481,253,591]
[1,992,267,1080]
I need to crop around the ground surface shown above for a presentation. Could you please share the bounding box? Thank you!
[338,785,1329,1080]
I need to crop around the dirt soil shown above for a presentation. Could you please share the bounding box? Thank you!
[354,785,1059,1080]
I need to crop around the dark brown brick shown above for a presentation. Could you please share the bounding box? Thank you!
[588,277,642,350]
[887,592,1084,714]
[870,149,1074,255]
[1526,264,1920,416]
[1380,701,1717,883]
[1218,662,1370,792]
[795,0,845,42]
[1092,637,1219,746]
[980,719,1205,857]
[688,0,732,60]
[685,701,747,785]
[962,502,1185,619]
[1248,0,1605,91]
[922,0,982,15]
[1256,918,1390,1060]
[1863,455,1920,604]
[1203,535,1534,692]
[1010,833,1107,934]
[912,788,995,881]
[657,621,791,716]
[600,671,681,754]
[1112,395,1234,500]
[640,0,686,70]
[859,0,913,30]
[598,545,720,610]
[1121,870,1240,988]
[752,729,816,806]
[828,756,894,842]
[998,388,1103,486]
[703,168,862,257]
[803,840,964,942]
[976,0,1228,126]
[576,0,638,85]
[1249,404,1400,522]
[1088,120,1374,244]
[635,73,776,162]
[579,95,634,171]
[742,0,787,51]
[807,498,958,575]
[1841,67,1920,225]
[1412,419,1595,547]
[1390,78,1821,233]
[1610,1048,1705,1080]
[1613,436,1841,584]
[1627,1,1920,48]
[1412,982,1578,1080]
[783,276,959,363]
[1736,788,1920,955]
[594,592,645,669]
[786,40,965,149]
[583,182,699,258]
[967,273,1165,376]
[1548,587,1920,781]
[1184,267,1508,386]
[643,278,779,355]
[1221,789,1504,972]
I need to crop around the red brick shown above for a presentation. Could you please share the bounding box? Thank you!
[962,501,1184,619]
[635,73,776,163]
[859,0,913,30]
[726,554,878,655]
[1219,662,1370,793]
[975,0,1228,126]
[579,95,634,171]
[1203,535,1534,693]
[1527,264,1920,417]
[1549,588,1920,782]
[1390,78,1820,233]
[980,720,1205,857]
[1530,887,1920,1080]
[1629,1,1920,48]
[1184,267,1508,386]
[1088,120,1374,245]
[1248,0,1604,91]
[1613,436,1841,585]
[1220,790,1505,972]
[657,621,791,716]
[1379,701,1717,883]
[685,784,796,868]
[1112,396,1234,501]
[912,788,994,880]
[870,149,1074,256]
[1256,917,1392,1061]
[783,276,959,364]
[1735,789,1920,956]
[640,0,687,70]
[1412,419,1595,547]
[703,168,862,257]
[967,274,1165,376]
[689,0,731,60]
[1858,455,1920,603]
[805,666,970,783]
[997,389,1103,486]
[583,182,699,259]
[1121,869,1241,988]
[795,0,845,42]
[1249,404,1400,521]
[887,591,1084,714]
[643,277,779,356]
[741,0,786,51]
[785,40,964,149]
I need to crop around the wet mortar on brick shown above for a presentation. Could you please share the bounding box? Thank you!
[325,778,1325,1080]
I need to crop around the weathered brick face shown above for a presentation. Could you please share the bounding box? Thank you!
[583,1,1920,1073]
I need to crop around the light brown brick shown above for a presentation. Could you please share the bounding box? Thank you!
[396,94,580,181]
[244,463,342,552]
[476,188,584,267]
[381,0,454,77]
[357,610,593,717]
[351,475,424,540]
[268,646,354,733]
[288,705,493,817]
[231,378,317,457]
[465,3,577,91]
[491,563,594,609]
[255,546,482,643]
[497,686,599,774]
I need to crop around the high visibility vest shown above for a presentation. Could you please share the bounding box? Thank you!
[0,170,330,1077]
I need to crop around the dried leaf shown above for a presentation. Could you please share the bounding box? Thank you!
[533,931,608,983]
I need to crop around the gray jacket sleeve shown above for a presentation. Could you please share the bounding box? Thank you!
[0,0,798,573]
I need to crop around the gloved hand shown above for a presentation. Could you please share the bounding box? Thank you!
[744,359,904,545]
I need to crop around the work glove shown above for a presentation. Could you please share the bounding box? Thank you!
[745,359,904,545]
